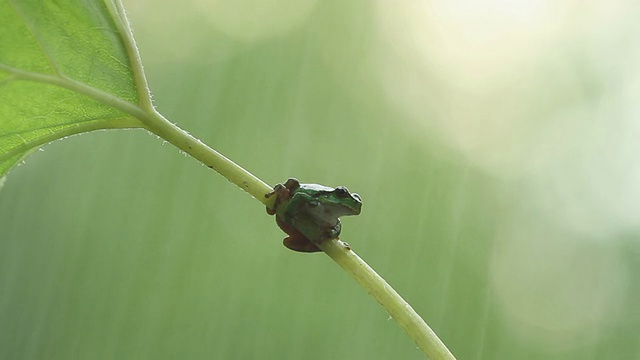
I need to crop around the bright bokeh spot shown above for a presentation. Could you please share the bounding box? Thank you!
[372,0,640,234]
[372,1,640,352]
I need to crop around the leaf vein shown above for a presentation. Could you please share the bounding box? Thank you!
[8,0,60,75]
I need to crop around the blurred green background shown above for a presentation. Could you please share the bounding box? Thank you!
[2,0,640,359]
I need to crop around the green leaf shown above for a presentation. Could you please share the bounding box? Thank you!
[0,0,146,177]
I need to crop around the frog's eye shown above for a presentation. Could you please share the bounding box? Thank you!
[334,187,349,198]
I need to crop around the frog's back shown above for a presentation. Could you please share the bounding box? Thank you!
[298,183,334,194]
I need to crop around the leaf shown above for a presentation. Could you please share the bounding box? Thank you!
[0,0,147,178]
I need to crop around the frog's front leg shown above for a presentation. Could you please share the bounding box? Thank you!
[326,220,342,239]
[282,220,342,252]
[284,220,339,252]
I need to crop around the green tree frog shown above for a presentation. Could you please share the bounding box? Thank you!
[266,178,362,252]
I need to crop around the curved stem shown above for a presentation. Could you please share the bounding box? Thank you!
[109,0,154,111]
[144,109,274,206]
[103,0,274,206]
[134,106,456,359]
[139,108,457,359]
[319,239,457,360]
[109,1,456,358]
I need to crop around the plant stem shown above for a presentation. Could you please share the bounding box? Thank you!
[141,107,457,360]
[140,105,459,360]
[113,1,456,358]
[319,239,456,360]
[110,0,274,207]
[144,109,274,207]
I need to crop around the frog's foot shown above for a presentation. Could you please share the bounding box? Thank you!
[326,222,342,239]
[265,178,301,215]
[283,236,322,253]
[265,184,285,215]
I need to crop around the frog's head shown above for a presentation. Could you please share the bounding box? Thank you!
[305,185,362,224]
[319,186,362,214]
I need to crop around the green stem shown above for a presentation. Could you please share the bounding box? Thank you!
[109,0,154,111]
[138,106,455,360]
[141,107,458,358]
[112,1,457,358]
[107,0,273,206]
[144,109,274,206]
[319,240,456,359]
[137,107,457,360]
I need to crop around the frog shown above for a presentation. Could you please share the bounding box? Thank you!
[265,178,362,252]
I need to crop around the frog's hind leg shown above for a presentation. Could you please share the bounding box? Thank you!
[283,236,322,253]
